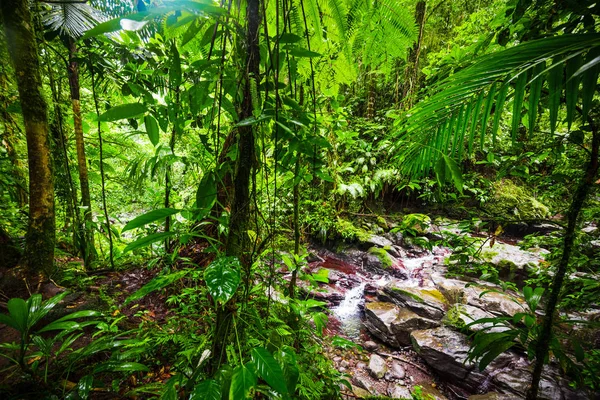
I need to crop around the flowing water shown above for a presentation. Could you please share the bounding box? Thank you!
[332,282,366,339]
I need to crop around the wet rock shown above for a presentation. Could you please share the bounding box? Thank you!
[390,361,406,380]
[411,326,474,381]
[352,385,370,398]
[464,285,526,318]
[388,384,412,398]
[306,252,324,263]
[363,250,408,279]
[467,394,514,400]
[383,284,447,320]
[384,231,404,246]
[333,356,342,363]
[363,340,378,352]
[447,304,509,333]
[368,354,388,379]
[366,234,394,248]
[341,359,349,368]
[356,362,366,369]
[353,372,375,393]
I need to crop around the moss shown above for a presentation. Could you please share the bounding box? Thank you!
[368,247,393,269]
[392,287,425,303]
[335,218,371,242]
[487,179,550,220]
[421,288,449,305]
[444,305,466,329]
[376,216,388,230]
[481,250,499,263]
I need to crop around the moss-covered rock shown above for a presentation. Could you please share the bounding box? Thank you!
[487,180,549,220]
[368,247,393,269]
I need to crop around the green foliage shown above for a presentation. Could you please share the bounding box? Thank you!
[486,180,550,221]
[204,256,241,305]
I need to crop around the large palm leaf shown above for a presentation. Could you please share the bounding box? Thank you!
[41,1,105,39]
[393,33,600,177]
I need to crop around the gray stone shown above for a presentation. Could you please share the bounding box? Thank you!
[363,340,378,351]
[351,385,371,398]
[368,354,388,379]
[364,302,439,347]
[353,372,375,392]
[356,362,366,369]
[388,384,412,399]
[389,361,406,379]
[464,285,526,318]
[333,356,342,362]
[366,234,394,248]
[383,284,447,320]
[341,359,349,368]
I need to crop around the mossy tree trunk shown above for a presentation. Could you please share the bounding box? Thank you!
[210,0,260,374]
[1,0,55,276]
[401,1,426,110]
[68,38,95,266]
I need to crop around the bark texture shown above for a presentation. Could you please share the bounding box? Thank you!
[68,38,95,265]
[1,0,56,275]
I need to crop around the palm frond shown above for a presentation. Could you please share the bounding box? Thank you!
[394,33,600,177]
[42,2,105,39]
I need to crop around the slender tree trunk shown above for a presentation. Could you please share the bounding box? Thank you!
[526,123,600,399]
[68,38,95,266]
[1,0,55,276]
[366,67,375,119]
[165,86,179,252]
[89,55,115,270]
[211,0,260,374]
[45,49,82,251]
[401,1,426,109]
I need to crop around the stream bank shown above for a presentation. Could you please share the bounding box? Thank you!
[291,218,599,399]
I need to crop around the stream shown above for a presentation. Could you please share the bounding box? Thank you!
[298,229,593,400]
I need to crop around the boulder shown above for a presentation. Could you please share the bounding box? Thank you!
[383,284,447,320]
[487,179,550,220]
[366,234,394,248]
[389,361,406,380]
[368,354,387,379]
[446,304,509,333]
[464,285,526,318]
[364,302,439,347]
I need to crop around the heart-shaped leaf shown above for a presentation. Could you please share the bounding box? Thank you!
[204,257,241,305]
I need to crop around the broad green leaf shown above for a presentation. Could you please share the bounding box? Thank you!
[190,379,221,400]
[94,361,149,373]
[125,269,190,305]
[122,208,181,232]
[144,115,160,146]
[581,48,600,121]
[524,286,544,312]
[204,257,241,305]
[30,292,70,327]
[196,172,216,220]
[478,340,515,371]
[230,363,257,400]
[123,232,175,253]
[170,43,182,88]
[288,47,321,58]
[99,103,147,122]
[278,347,299,394]
[251,348,288,397]
[7,298,28,332]
[313,312,328,336]
[279,33,302,44]
[182,17,206,46]
[443,155,463,194]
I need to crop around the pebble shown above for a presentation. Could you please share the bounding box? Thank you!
[341,360,349,368]
[339,367,346,372]
[357,362,366,369]
[333,356,342,363]
[398,379,406,386]
[363,340,378,351]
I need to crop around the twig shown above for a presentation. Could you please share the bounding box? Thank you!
[375,351,431,374]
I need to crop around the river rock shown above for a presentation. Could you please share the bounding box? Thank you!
[363,340,378,351]
[389,361,406,379]
[449,304,509,333]
[464,285,526,318]
[388,384,412,399]
[364,302,439,347]
[352,372,375,392]
[383,284,447,320]
[352,385,370,398]
[366,234,394,248]
[467,393,514,400]
[368,354,388,379]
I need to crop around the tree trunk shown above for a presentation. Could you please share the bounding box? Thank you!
[1,0,55,276]
[210,0,260,374]
[401,1,426,109]
[0,47,28,207]
[526,121,600,399]
[68,38,95,266]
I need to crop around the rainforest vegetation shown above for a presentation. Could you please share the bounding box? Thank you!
[1,0,600,399]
